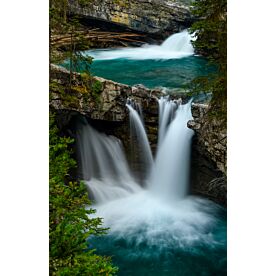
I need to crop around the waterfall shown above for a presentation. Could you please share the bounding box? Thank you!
[158,97,179,147]
[126,102,153,177]
[77,97,194,203]
[76,99,226,260]
[127,98,144,125]
[85,30,195,60]
[76,121,141,203]
[70,29,226,274]
[160,30,195,53]
[149,99,194,200]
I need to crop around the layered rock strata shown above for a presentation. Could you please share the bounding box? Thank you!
[68,0,193,38]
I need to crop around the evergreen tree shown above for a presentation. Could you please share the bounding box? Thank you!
[189,0,227,119]
[49,114,118,275]
[49,1,117,274]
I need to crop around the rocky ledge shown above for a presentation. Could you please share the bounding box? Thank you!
[50,64,163,122]
[50,64,164,157]
[68,0,193,39]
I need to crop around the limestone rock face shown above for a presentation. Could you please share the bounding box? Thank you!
[188,103,227,206]
[68,0,193,38]
[189,103,227,174]
[50,64,162,159]
[50,64,162,122]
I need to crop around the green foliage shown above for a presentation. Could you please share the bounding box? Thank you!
[50,0,103,105]
[79,73,103,104]
[188,0,227,119]
[50,0,94,74]
[49,113,118,275]
[50,0,69,33]
[50,1,114,270]
[92,80,103,95]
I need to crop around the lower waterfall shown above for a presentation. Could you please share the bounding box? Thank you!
[77,97,194,202]
[126,102,153,177]
[149,98,194,199]
[76,97,226,276]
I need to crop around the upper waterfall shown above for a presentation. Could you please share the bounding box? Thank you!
[85,30,195,60]
[161,30,195,53]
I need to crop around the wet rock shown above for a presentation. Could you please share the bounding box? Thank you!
[187,120,201,130]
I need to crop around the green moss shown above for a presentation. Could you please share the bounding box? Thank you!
[91,80,103,94]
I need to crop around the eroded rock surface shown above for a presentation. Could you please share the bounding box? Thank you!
[68,0,193,38]
[188,103,227,205]
[50,64,163,122]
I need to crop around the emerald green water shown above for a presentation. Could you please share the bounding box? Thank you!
[64,55,215,89]
[90,56,214,89]
[88,196,226,276]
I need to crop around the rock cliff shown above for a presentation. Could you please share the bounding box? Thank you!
[188,103,227,205]
[68,0,193,38]
[189,103,227,174]
[50,64,163,158]
[50,64,162,123]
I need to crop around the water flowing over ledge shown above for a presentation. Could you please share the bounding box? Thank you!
[149,98,194,199]
[77,97,194,202]
[85,30,195,60]
[74,97,226,276]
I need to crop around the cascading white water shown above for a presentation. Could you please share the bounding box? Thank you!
[158,97,179,147]
[77,98,225,255]
[149,99,194,200]
[161,30,195,53]
[76,122,141,203]
[126,103,153,175]
[74,30,226,274]
[85,30,195,60]
[77,97,193,203]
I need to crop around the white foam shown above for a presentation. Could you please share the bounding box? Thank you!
[86,30,195,60]
[92,191,224,249]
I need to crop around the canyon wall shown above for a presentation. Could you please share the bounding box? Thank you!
[68,0,193,38]
[188,104,227,206]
